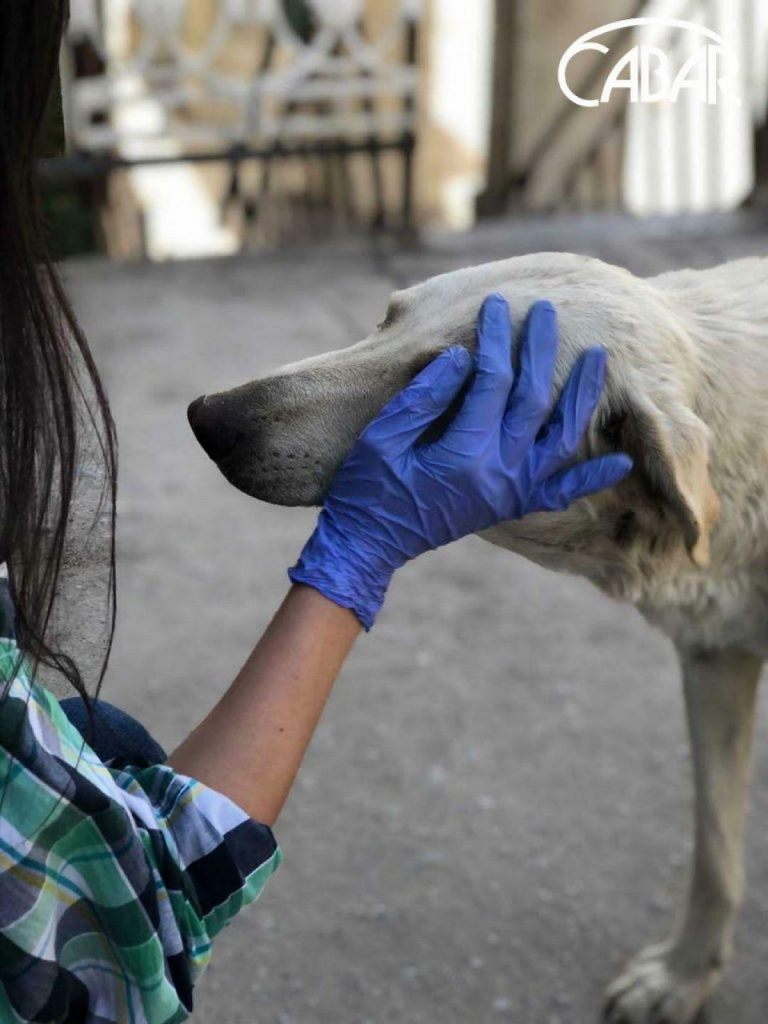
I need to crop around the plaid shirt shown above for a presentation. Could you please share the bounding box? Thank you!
[0,616,281,1022]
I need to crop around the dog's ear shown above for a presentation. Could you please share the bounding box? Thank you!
[603,394,720,566]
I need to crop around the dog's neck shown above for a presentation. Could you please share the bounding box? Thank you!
[655,260,768,567]
[636,259,768,655]
[654,259,768,431]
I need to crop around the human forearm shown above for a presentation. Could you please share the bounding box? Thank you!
[167,584,361,826]
[172,296,628,829]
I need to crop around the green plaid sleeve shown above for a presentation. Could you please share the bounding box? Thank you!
[0,641,281,1024]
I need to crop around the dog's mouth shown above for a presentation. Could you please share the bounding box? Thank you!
[507,534,564,549]
[486,527,575,552]
[218,452,327,507]
[188,395,334,506]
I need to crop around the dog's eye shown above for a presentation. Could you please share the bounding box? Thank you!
[600,412,626,449]
[613,509,638,546]
[378,301,404,331]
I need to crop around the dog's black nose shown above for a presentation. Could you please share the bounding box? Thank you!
[187,395,239,461]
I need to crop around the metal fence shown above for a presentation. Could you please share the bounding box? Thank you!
[48,0,422,256]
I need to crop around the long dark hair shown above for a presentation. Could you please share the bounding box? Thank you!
[0,1,116,702]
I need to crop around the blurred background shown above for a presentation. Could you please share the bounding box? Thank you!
[50,1,768,1022]
[44,0,768,259]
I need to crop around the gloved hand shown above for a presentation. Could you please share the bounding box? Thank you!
[289,295,632,629]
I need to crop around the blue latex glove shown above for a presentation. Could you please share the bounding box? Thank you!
[289,295,632,629]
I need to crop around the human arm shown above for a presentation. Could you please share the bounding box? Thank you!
[0,297,631,1022]
[169,296,631,829]
[168,583,360,826]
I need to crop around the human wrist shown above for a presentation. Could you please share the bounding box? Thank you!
[287,511,398,630]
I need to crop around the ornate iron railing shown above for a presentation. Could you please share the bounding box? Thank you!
[49,0,422,251]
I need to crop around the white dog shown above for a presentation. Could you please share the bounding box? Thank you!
[188,252,768,1024]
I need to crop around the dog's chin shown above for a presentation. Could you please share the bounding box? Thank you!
[216,458,325,507]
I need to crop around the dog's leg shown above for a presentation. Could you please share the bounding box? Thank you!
[604,648,762,1024]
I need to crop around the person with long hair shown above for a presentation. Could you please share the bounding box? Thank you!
[0,4,632,1022]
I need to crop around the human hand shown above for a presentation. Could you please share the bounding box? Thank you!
[289,294,632,628]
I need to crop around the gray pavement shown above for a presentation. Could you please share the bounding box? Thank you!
[63,213,768,1024]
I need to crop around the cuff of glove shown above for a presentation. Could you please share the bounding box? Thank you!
[288,519,394,631]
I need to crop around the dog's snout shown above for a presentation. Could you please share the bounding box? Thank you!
[187,395,240,461]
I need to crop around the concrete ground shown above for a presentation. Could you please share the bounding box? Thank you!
[63,212,768,1024]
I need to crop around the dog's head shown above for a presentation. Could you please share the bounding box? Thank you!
[188,253,719,597]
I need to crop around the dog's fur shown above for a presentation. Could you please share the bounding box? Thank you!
[188,252,768,1023]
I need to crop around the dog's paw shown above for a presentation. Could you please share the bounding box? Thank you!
[603,942,720,1024]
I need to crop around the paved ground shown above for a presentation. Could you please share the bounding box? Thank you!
[62,212,768,1024]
